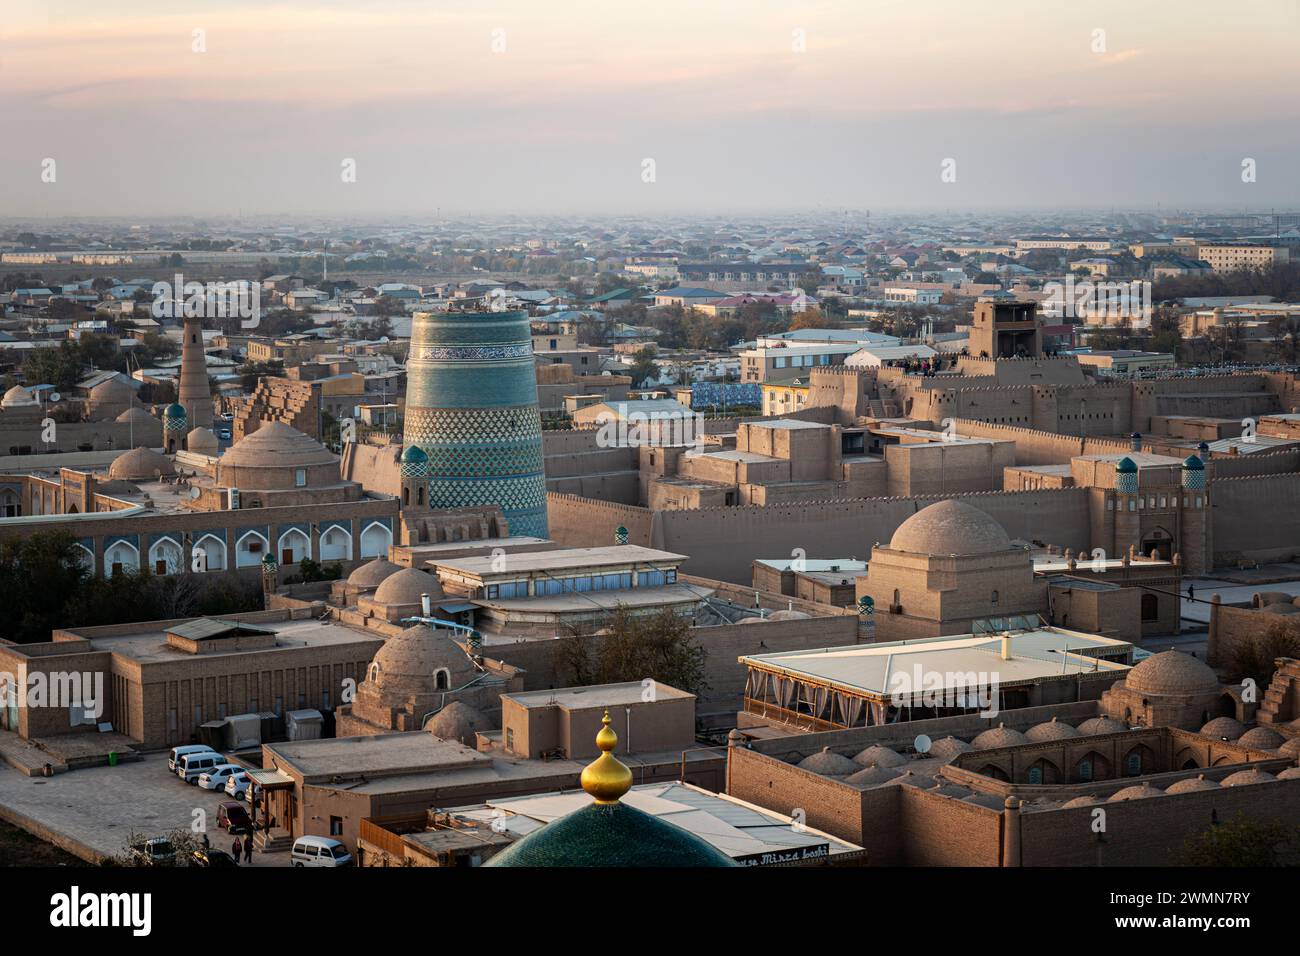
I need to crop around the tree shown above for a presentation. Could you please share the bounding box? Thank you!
[789,308,830,332]
[627,346,659,387]
[1179,815,1295,867]
[558,606,709,696]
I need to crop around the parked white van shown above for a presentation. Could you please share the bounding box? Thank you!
[291,836,353,867]
[177,750,227,784]
[168,744,216,774]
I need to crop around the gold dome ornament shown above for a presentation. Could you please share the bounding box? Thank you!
[580,710,633,804]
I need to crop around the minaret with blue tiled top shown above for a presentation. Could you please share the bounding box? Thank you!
[404,310,548,538]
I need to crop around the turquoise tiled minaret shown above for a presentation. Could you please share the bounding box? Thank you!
[404,310,548,538]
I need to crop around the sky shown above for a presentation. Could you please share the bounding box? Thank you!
[1,0,1298,218]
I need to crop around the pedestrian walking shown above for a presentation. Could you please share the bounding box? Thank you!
[232,837,241,863]
[1188,584,1195,601]
[243,833,253,864]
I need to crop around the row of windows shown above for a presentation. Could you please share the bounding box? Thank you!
[1106,496,1203,510]
[772,354,833,369]
[484,569,677,598]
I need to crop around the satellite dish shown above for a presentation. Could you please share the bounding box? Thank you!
[189,486,202,500]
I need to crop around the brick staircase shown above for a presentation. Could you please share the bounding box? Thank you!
[254,827,293,853]
[1256,657,1300,727]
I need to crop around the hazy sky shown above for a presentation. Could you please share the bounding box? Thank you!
[2,0,1298,217]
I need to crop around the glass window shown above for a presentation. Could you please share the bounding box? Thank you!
[295,468,307,487]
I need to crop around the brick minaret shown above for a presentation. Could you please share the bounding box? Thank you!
[178,313,215,432]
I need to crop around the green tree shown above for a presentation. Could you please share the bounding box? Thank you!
[559,606,708,696]
[1179,815,1296,867]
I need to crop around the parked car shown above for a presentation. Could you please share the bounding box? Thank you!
[291,836,353,867]
[197,764,243,791]
[216,427,232,440]
[168,744,216,774]
[190,848,238,867]
[129,838,177,866]
[177,751,228,784]
[217,801,252,834]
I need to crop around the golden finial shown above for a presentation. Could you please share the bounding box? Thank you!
[580,710,632,804]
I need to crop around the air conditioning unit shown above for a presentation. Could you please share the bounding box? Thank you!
[229,487,240,509]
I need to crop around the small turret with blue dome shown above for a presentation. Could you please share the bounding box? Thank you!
[1182,453,1206,490]
[399,443,430,478]
[162,402,187,433]
[1115,456,1138,494]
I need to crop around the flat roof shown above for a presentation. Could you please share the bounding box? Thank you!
[505,681,694,710]
[457,781,863,863]
[475,583,709,618]
[434,545,686,577]
[59,615,380,664]
[740,628,1132,699]
[268,732,489,780]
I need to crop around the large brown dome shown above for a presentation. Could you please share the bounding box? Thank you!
[372,566,444,606]
[369,624,476,696]
[888,500,1013,555]
[218,422,338,489]
[1124,650,1219,697]
[107,446,175,481]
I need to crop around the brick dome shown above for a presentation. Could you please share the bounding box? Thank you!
[1277,767,1300,780]
[1198,716,1245,740]
[852,744,906,768]
[1278,738,1300,758]
[372,566,444,606]
[1236,726,1285,750]
[2,385,36,408]
[1108,783,1162,801]
[845,765,900,787]
[797,747,858,776]
[217,422,339,490]
[1025,717,1081,742]
[424,700,488,745]
[1123,650,1219,697]
[1077,716,1130,735]
[1166,774,1221,794]
[1220,768,1275,787]
[108,446,175,481]
[888,500,1012,555]
[972,723,1028,750]
[1061,795,1102,808]
[369,624,476,696]
[928,736,974,761]
[347,557,402,588]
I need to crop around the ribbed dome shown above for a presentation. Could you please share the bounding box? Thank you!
[844,765,901,787]
[107,446,175,480]
[1278,738,1300,758]
[372,566,444,606]
[888,500,1012,555]
[972,723,1029,750]
[1124,650,1219,697]
[1025,717,1081,742]
[797,747,858,776]
[1199,716,1245,740]
[1166,774,1221,794]
[1220,768,1275,787]
[221,422,337,470]
[1,385,36,408]
[347,557,402,588]
[852,744,906,768]
[369,624,475,695]
[1236,726,1285,750]
[424,701,488,746]
[928,736,974,761]
[186,427,219,455]
[1108,783,1162,802]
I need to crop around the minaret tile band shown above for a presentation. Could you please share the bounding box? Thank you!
[405,310,548,538]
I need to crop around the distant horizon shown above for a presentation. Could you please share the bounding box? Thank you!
[2,0,1298,218]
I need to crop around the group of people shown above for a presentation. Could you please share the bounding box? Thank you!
[200,830,254,864]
